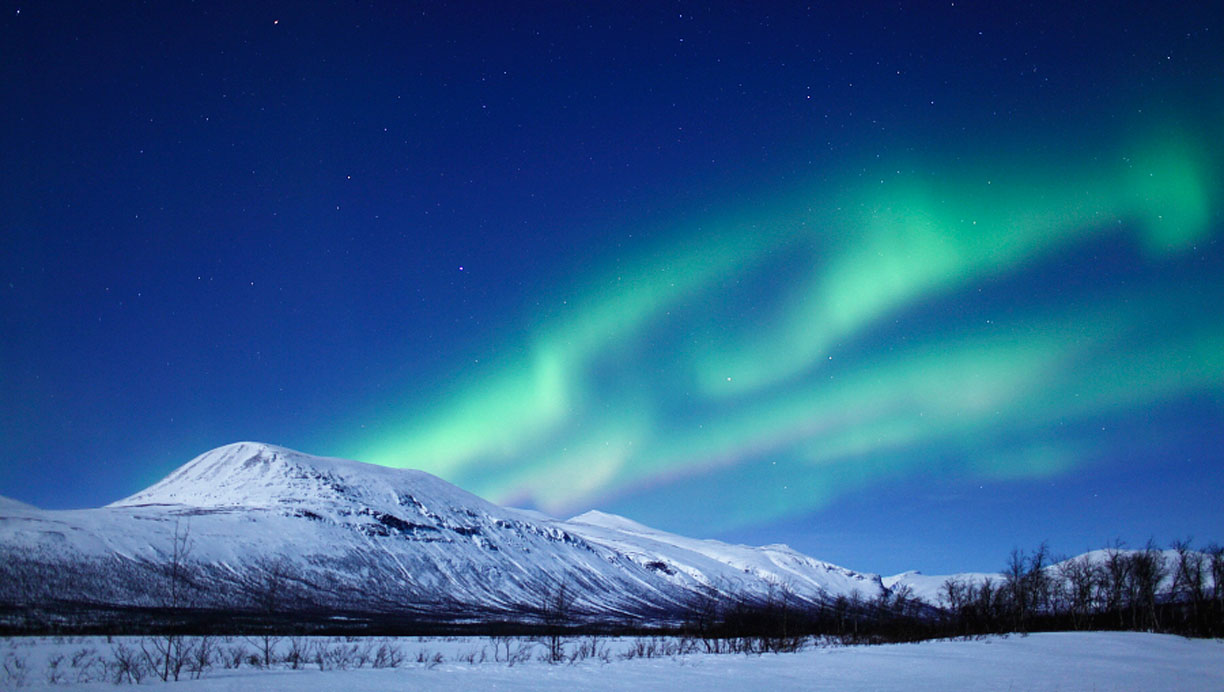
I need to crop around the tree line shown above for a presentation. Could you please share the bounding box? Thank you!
[675,539,1224,649]
[935,540,1224,639]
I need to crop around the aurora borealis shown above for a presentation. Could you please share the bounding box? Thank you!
[3,2,1221,573]
[351,127,1223,532]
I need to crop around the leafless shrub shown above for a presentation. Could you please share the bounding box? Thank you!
[372,640,404,669]
[70,647,105,683]
[70,647,96,669]
[312,640,360,671]
[489,635,514,663]
[415,649,444,669]
[511,644,534,666]
[567,636,611,664]
[244,633,280,667]
[186,637,213,679]
[353,640,375,668]
[285,637,309,669]
[619,636,677,660]
[44,653,65,685]
[241,556,298,666]
[109,642,146,685]
[491,637,534,667]
[305,640,366,671]
[223,643,248,669]
[336,642,361,669]
[2,651,29,688]
[138,518,199,682]
[141,634,194,682]
[327,645,352,671]
[312,641,331,671]
[539,578,576,664]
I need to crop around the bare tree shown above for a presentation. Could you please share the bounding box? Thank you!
[166,518,194,611]
[244,555,294,666]
[1099,542,1130,628]
[539,577,575,663]
[1168,539,1205,633]
[888,583,918,619]
[940,577,968,636]
[762,579,802,652]
[1057,554,1097,630]
[1207,544,1224,636]
[1025,542,1052,617]
[683,583,723,652]
[1125,541,1166,631]
[1003,548,1029,632]
[972,577,1000,634]
[142,517,197,682]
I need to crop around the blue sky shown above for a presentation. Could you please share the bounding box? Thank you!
[2,2,1221,574]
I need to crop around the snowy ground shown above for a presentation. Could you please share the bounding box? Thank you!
[3,631,1221,691]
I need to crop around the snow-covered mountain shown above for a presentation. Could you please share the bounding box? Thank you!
[883,570,998,606]
[0,442,887,626]
[566,510,881,600]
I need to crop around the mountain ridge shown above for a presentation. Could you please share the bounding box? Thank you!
[4,442,1216,636]
[0,441,890,628]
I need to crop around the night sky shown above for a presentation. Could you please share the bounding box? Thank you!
[3,2,1222,575]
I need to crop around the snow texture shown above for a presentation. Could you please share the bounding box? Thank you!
[5,632,1222,691]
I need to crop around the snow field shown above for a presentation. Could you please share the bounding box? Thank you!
[3,631,1222,691]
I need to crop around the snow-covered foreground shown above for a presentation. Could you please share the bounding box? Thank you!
[4,632,1222,691]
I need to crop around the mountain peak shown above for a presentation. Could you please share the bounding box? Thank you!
[107,441,315,508]
[0,495,38,512]
[568,510,656,534]
[107,441,489,514]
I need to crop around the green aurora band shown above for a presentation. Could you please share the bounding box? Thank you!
[348,124,1223,530]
